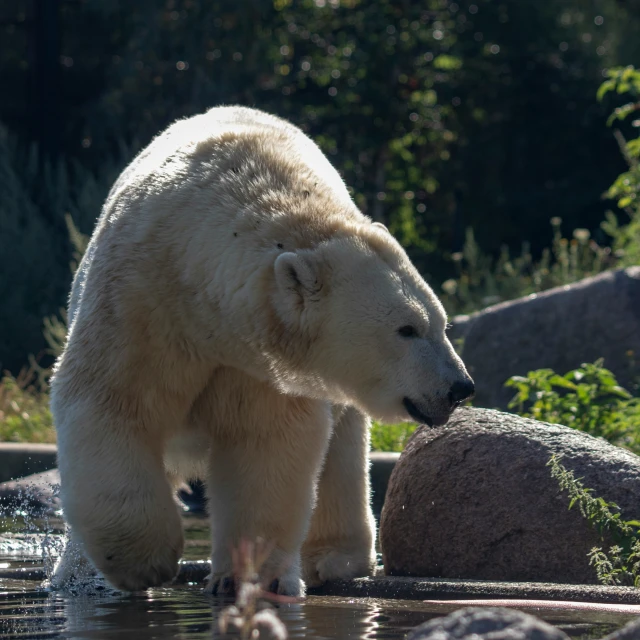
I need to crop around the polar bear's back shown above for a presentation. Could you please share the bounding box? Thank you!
[107,106,352,212]
[68,106,363,327]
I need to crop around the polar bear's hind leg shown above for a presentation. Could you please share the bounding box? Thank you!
[302,405,377,586]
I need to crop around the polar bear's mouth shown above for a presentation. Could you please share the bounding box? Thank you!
[403,397,434,427]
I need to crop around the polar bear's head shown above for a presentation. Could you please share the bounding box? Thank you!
[272,227,474,426]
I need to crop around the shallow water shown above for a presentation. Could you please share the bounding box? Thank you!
[0,581,446,640]
[0,514,632,639]
[0,569,624,640]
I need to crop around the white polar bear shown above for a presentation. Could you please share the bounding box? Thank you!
[50,106,474,595]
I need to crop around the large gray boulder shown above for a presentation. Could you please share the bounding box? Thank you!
[450,267,640,409]
[380,407,640,584]
[406,607,568,640]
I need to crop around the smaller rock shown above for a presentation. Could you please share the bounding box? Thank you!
[406,607,569,640]
[0,469,61,516]
[603,616,640,640]
[380,407,640,584]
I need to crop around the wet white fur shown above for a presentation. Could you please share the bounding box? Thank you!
[50,106,469,594]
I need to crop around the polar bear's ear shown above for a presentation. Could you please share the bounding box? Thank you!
[372,221,389,233]
[274,252,322,307]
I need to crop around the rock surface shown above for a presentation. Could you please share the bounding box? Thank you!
[380,407,640,584]
[449,267,640,409]
[406,607,568,640]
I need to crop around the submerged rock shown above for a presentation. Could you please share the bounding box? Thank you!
[380,407,640,584]
[603,616,640,640]
[449,267,640,409]
[406,607,568,640]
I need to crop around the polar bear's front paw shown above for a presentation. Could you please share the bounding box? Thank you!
[270,573,305,597]
[102,552,181,592]
[303,548,376,587]
[85,533,182,592]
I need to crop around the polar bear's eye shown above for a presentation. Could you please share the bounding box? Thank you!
[397,325,418,338]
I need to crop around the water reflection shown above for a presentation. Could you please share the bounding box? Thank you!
[0,519,631,640]
[0,574,633,640]
[0,583,436,640]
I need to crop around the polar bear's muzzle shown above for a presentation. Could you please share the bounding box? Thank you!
[403,378,475,427]
[403,397,435,427]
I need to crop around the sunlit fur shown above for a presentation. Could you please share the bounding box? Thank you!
[50,106,470,594]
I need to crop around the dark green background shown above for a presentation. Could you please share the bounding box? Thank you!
[1,0,639,373]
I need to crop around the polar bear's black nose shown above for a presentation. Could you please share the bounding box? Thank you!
[448,379,475,406]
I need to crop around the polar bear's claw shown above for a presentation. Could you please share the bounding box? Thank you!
[205,575,235,596]
[205,574,304,598]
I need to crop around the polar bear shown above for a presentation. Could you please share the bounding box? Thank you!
[50,106,474,595]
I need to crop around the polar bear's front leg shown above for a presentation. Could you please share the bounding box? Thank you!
[55,405,184,592]
[204,394,333,597]
[302,405,377,586]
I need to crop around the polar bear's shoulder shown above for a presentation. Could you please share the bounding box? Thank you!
[108,106,353,212]
[195,107,354,209]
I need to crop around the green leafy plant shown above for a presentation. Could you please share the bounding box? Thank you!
[599,65,640,267]
[506,360,640,453]
[548,455,640,586]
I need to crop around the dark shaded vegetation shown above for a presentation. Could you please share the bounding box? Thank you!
[1,0,640,377]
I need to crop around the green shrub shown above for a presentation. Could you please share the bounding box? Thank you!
[506,360,640,454]
[549,455,640,587]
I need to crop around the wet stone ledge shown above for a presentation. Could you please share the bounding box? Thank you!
[4,560,640,608]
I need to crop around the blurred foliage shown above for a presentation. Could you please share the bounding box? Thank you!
[40,0,640,260]
[506,360,640,453]
[2,0,640,370]
[440,217,615,314]
[0,366,54,443]
[370,421,417,452]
